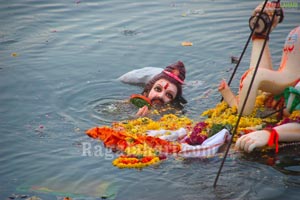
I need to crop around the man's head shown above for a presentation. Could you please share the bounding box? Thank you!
[142,61,187,107]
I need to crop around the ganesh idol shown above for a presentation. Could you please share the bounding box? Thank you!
[219,1,300,116]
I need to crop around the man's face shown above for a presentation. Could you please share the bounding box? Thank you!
[147,79,178,106]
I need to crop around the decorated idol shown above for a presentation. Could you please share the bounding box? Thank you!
[225,1,300,153]
[219,2,300,116]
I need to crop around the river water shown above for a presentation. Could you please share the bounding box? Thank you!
[1,0,300,199]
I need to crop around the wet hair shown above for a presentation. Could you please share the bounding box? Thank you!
[142,61,187,107]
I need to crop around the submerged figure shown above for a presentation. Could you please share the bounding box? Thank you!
[219,1,300,116]
[131,61,187,116]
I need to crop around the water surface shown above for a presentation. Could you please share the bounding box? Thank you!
[1,0,300,199]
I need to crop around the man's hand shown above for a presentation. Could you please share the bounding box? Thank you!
[135,105,150,117]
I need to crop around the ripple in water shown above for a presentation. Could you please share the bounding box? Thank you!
[92,98,136,123]
[55,79,137,127]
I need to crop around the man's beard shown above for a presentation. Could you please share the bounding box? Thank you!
[150,97,165,106]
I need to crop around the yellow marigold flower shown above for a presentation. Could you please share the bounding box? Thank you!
[255,93,266,107]
[147,122,160,130]
[290,110,300,119]
[200,94,277,136]
[152,109,160,115]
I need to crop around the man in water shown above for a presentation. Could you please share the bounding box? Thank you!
[134,61,187,116]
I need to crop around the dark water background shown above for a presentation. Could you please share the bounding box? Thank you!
[1,0,300,199]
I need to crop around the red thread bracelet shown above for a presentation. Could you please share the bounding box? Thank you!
[265,128,279,153]
[252,34,269,41]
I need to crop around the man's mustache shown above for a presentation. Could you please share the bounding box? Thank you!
[150,97,165,105]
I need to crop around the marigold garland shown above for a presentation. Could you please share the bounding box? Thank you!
[124,143,157,157]
[113,114,193,136]
[288,110,300,120]
[200,93,278,142]
[86,93,300,168]
[86,126,182,154]
[86,114,190,169]
[112,155,160,169]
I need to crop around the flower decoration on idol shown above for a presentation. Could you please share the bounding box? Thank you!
[182,122,208,145]
[200,93,278,142]
[86,114,193,169]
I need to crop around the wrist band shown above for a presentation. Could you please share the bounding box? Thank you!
[265,128,279,153]
[252,34,269,41]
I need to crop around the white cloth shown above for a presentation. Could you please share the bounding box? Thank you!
[146,128,231,158]
[118,67,163,86]
[179,129,231,158]
[146,128,187,142]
